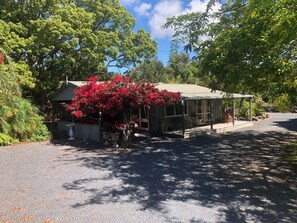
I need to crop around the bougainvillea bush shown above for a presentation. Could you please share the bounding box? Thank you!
[67,75,181,130]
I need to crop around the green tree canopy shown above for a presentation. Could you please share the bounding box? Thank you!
[0,0,157,104]
[128,59,166,83]
[166,51,210,85]
[165,0,297,107]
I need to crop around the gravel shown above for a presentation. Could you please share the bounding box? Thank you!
[0,113,297,223]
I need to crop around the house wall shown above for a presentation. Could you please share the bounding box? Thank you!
[149,105,161,135]
[158,99,224,133]
[56,100,224,139]
[52,85,77,101]
[58,121,100,142]
[213,99,223,122]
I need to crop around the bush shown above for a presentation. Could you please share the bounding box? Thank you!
[0,94,51,141]
[237,100,250,118]
[236,96,265,118]
[0,133,18,146]
[0,49,51,144]
[253,96,266,116]
[30,124,51,142]
[274,94,291,112]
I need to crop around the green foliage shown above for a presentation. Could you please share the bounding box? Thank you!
[0,49,51,144]
[224,97,265,118]
[166,51,211,85]
[0,0,157,104]
[251,96,266,116]
[167,52,190,79]
[128,59,166,83]
[274,94,291,112]
[0,133,18,146]
[164,0,297,107]
[30,124,52,142]
[237,100,251,118]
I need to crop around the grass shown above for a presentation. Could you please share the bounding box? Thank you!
[284,142,297,165]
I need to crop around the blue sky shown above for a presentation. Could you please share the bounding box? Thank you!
[119,0,222,69]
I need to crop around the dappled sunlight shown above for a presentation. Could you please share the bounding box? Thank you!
[54,131,297,222]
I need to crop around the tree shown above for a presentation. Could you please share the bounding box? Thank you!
[128,59,166,83]
[167,52,190,79]
[166,51,210,85]
[0,0,157,104]
[164,0,297,108]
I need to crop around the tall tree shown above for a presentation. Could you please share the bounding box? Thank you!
[0,0,157,104]
[166,51,210,85]
[167,52,190,79]
[165,0,297,107]
[128,59,166,83]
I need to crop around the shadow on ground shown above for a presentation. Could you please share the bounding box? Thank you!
[274,118,297,132]
[53,131,297,223]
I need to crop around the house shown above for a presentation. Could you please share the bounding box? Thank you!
[51,81,253,140]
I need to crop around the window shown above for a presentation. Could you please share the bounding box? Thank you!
[176,103,183,115]
[131,106,149,131]
[165,102,187,117]
[166,104,175,116]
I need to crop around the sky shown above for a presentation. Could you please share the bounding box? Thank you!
[118,0,221,71]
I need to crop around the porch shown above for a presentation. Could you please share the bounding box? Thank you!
[164,120,253,138]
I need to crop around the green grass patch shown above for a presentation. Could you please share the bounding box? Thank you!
[284,142,297,165]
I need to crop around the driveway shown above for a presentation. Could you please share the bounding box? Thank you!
[0,113,297,223]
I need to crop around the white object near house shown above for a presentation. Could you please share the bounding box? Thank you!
[66,123,75,140]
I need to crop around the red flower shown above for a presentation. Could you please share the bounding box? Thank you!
[67,75,181,118]
[72,110,83,118]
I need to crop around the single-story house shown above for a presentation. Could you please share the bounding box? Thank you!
[51,81,253,140]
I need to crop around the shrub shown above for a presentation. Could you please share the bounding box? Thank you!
[274,94,291,112]
[0,49,51,144]
[30,124,51,142]
[0,133,18,146]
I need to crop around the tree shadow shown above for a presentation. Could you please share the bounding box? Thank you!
[54,132,297,223]
[273,118,297,132]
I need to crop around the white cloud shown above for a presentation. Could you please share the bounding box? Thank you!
[134,2,152,17]
[119,0,139,7]
[149,0,183,39]
[184,0,221,18]
[185,0,207,13]
[148,0,221,40]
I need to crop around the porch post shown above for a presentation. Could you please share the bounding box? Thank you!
[249,97,252,121]
[98,111,102,142]
[182,99,185,137]
[232,98,235,125]
[210,100,214,130]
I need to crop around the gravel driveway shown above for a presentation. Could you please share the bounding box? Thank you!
[1,113,297,223]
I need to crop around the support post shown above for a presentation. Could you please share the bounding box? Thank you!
[232,98,235,125]
[249,98,252,122]
[210,100,214,130]
[182,100,185,137]
[98,111,102,142]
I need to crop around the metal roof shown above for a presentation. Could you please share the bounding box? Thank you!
[52,81,253,101]
[67,81,86,87]
[155,83,253,99]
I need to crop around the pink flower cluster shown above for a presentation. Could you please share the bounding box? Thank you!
[67,75,181,118]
